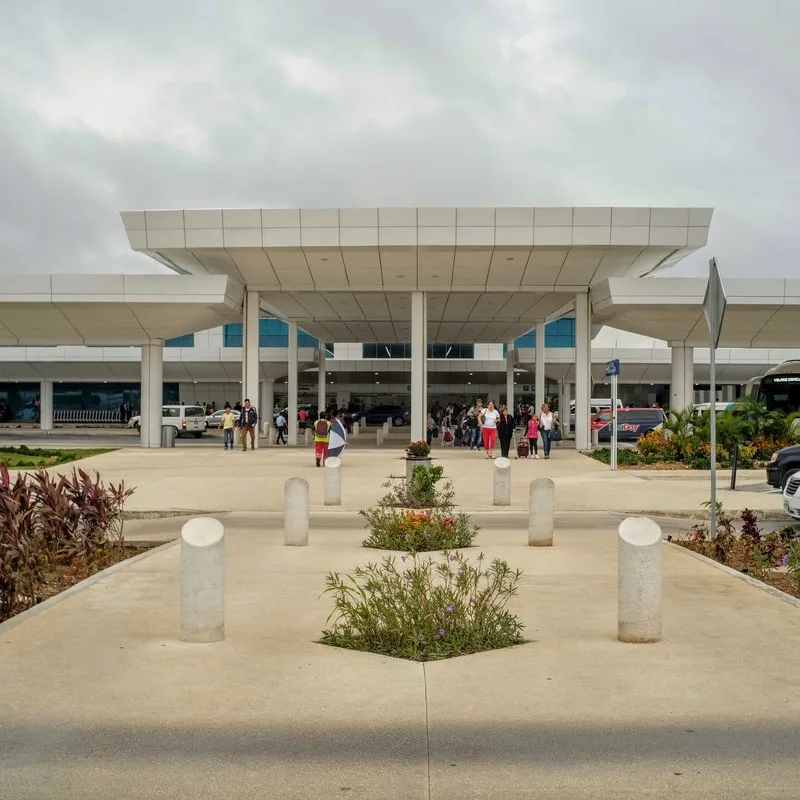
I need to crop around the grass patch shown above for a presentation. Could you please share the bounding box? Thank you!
[0,445,113,470]
[321,551,526,661]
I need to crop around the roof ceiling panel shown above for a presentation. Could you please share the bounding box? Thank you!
[442,294,480,321]
[453,249,491,268]
[266,250,308,269]
[353,293,391,320]
[379,249,417,268]
[228,249,280,286]
[342,249,380,269]
[418,247,456,268]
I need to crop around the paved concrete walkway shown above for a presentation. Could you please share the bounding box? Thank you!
[23,444,785,518]
[2,512,799,798]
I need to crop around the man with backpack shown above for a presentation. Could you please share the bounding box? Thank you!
[237,398,259,452]
[313,412,331,467]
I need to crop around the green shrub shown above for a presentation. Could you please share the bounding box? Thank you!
[321,550,526,661]
[588,448,642,466]
[380,464,453,509]
[361,506,477,552]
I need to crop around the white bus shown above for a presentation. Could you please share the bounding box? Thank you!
[756,361,800,414]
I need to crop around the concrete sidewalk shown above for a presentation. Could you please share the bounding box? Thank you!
[1,512,799,798]
[24,445,785,519]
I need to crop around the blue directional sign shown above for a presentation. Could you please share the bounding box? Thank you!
[605,359,620,377]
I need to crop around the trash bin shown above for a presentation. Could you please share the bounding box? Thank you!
[161,425,177,448]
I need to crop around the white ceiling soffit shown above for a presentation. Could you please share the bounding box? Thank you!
[591,277,800,348]
[122,207,712,291]
[0,275,244,347]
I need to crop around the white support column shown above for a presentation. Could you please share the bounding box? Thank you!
[670,343,695,412]
[535,321,546,413]
[243,290,260,448]
[562,380,572,435]
[317,344,326,415]
[506,343,515,411]
[262,378,275,422]
[411,291,427,442]
[574,293,591,451]
[140,340,164,448]
[287,321,298,446]
[39,379,53,432]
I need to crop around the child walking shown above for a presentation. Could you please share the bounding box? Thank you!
[526,414,539,459]
[218,404,236,451]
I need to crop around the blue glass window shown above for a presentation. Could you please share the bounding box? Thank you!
[361,343,475,359]
[511,318,576,351]
[165,334,195,348]
[223,320,331,352]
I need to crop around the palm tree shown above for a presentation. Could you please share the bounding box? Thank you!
[764,410,800,445]
[663,407,694,445]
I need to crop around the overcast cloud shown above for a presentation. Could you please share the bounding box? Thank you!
[0,0,797,278]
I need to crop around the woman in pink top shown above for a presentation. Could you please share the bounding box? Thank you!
[526,415,540,459]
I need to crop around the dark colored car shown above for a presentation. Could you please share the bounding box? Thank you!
[350,405,410,427]
[766,444,800,490]
[591,407,666,442]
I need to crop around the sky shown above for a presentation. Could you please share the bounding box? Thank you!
[0,0,797,279]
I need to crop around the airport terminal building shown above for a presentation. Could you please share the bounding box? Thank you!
[1,206,798,448]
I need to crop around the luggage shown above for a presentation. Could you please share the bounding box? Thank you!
[516,437,530,458]
[442,429,453,443]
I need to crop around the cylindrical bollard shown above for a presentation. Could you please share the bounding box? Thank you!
[304,427,312,446]
[285,477,309,546]
[181,517,225,643]
[591,428,599,448]
[528,478,554,546]
[268,426,277,445]
[324,456,342,505]
[352,422,359,438]
[376,428,384,446]
[493,457,511,506]
[360,416,366,427]
[618,517,662,643]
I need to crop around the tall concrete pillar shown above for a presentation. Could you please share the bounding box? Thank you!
[669,343,694,412]
[411,291,427,441]
[317,344,326,415]
[535,321,546,413]
[39,379,53,431]
[506,343,515,411]
[261,379,275,419]
[562,380,572,435]
[140,340,164,448]
[574,293,591,450]
[287,321,298,446]
[243,290,260,447]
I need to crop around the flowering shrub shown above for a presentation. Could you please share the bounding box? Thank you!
[380,464,453,509]
[405,440,431,458]
[361,506,477,552]
[321,550,526,661]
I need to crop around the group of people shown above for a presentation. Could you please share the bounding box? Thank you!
[427,399,560,460]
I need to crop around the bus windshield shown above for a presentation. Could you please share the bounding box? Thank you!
[758,376,800,414]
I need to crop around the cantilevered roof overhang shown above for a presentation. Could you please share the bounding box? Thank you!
[0,274,243,346]
[591,278,800,348]
[122,206,712,343]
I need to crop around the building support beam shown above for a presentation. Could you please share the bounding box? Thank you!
[39,379,53,432]
[318,344,327,417]
[287,321,298,446]
[670,343,695,412]
[574,293,591,450]
[561,380,572,435]
[411,291,428,442]
[535,321,546,414]
[243,290,260,447]
[140,340,164,448]
[506,342,515,412]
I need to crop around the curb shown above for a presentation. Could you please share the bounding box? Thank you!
[665,541,800,610]
[0,540,178,635]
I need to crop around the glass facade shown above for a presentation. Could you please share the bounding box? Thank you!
[512,318,576,349]
[361,343,475,359]
[0,382,179,422]
[222,319,330,352]
[165,334,195,347]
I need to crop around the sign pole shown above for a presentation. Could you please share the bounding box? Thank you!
[709,332,717,538]
[611,373,618,471]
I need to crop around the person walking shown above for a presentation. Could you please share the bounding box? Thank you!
[497,405,515,458]
[469,399,484,450]
[426,412,437,446]
[218,403,236,451]
[480,400,501,459]
[238,398,259,451]
[538,403,554,460]
[275,411,287,445]
[313,413,331,467]
[526,414,540,459]
[298,407,308,430]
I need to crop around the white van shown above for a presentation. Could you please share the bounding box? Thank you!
[569,398,623,426]
[127,404,206,438]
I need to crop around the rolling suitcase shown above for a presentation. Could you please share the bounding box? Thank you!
[516,437,529,459]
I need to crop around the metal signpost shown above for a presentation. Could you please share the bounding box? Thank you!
[605,359,620,471]
[704,258,727,540]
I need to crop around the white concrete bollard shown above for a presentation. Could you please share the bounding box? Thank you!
[376,428,384,446]
[284,478,310,546]
[528,478,554,546]
[618,517,662,643]
[181,517,225,643]
[268,426,277,446]
[493,457,511,506]
[324,456,342,505]
[591,428,599,448]
[262,422,272,445]
[352,421,359,438]
[304,427,312,446]
[360,416,366,427]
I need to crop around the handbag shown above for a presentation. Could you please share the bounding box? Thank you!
[552,426,563,442]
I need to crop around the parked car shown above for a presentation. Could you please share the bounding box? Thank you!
[127,404,207,438]
[591,407,666,442]
[782,472,800,520]
[570,398,623,427]
[767,444,800,491]
[274,404,317,423]
[349,405,410,427]
[205,408,240,429]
